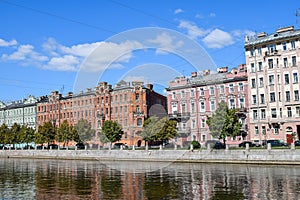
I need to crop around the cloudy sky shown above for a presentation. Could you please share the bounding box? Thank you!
[0,0,299,101]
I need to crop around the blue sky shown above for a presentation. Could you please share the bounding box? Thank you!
[0,0,299,102]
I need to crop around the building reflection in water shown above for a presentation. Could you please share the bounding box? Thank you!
[0,158,300,199]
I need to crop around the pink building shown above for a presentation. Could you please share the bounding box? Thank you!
[245,26,300,144]
[166,65,249,146]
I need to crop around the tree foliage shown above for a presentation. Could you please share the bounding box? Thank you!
[141,116,178,143]
[75,119,95,143]
[56,120,79,146]
[206,101,242,144]
[35,121,56,145]
[101,120,123,144]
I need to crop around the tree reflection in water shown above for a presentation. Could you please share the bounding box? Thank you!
[0,159,300,199]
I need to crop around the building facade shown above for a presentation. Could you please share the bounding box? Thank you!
[245,26,300,144]
[0,95,38,129]
[36,81,166,146]
[166,65,249,146]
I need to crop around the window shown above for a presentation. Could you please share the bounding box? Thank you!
[172,92,176,99]
[136,105,140,112]
[284,57,288,68]
[258,62,262,71]
[257,47,262,55]
[292,56,297,66]
[270,92,276,102]
[287,107,292,118]
[291,40,296,49]
[191,102,195,113]
[261,109,266,119]
[280,108,282,118]
[201,119,206,128]
[137,118,142,126]
[259,77,264,87]
[181,103,186,113]
[268,44,276,53]
[255,126,259,135]
[271,108,277,118]
[210,101,215,111]
[238,83,244,91]
[286,91,291,102]
[181,90,185,98]
[115,95,118,101]
[252,95,257,104]
[200,88,204,96]
[200,101,205,112]
[284,74,289,84]
[253,110,258,119]
[269,75,274,85]
[295,90,299,101]
[296,106,300,116]
[210,87,215,95]
[282,42,287,51]
[268,59,273,69]
[262,126,266,135]
[239,98,245,108]
[220,85,225,94]
[260,94,265,104]
[229,99,235,109]
[278,92,282,102]
[136,94,140,101]
[251,63,255,72]
[293,72,298,83]
[250,49,254,57]
[191,89,195,97]
[192,120,196,129]
[229,84,234,93]
[251,78,256,88]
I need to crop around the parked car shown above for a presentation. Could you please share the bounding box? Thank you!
[113,143,128,149]
[204,140,225,149]
[238,141,256,148]
[47,144,58,149]
[263,140,288,147]
[23,145,34,149]
[294,140,300,146]
[75,142,85,149]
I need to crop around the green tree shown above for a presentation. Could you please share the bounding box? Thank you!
[75,119,95,143]
[0,124,10,146]
[156,117,178,142]
[19,125,35,145]
[101,120,123,145]
[141,116,161,142]
[10,123,21,148]
[56,120,73,147]
[35,121,56,145]
[207,101,242,145]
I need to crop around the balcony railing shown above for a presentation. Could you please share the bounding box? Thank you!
[133,111,144,117]
[168,112,190,119]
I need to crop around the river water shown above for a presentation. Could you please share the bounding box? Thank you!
[0,158,300,199]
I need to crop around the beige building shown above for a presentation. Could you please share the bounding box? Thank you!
[245,26,300,144]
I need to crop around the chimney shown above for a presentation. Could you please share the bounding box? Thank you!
[191,72,197,77]
[217,67,228,73]
[276,26,294,33]
[68,92,73,97]
[257,32,267,38]
[202,70,210,76]
[245,35,249,43]
[86,88,92,92]
[147,83,153,91]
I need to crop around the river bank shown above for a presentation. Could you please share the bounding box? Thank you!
[1,148,300,165]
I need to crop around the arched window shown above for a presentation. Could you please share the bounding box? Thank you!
[137,118,142,126]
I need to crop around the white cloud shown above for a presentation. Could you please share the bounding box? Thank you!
[178,20,210,39]
[123,75,149,83]
[202,29,234,49]
[174,8,184,14]
[0,38,17,47]
[81,40,143,71]
[232,29,256,39]
[43,55,79,71]
[2,44,48,62]
[147,32,183,54]
[209,13,216,17]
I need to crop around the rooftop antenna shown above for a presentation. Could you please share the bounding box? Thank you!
[60,85,64,94]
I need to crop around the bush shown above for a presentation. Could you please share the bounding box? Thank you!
[191,140,201,149]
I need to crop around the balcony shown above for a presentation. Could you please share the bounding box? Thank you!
[177,127,191,138]
[133,111,144,117]
[168,112,190,121]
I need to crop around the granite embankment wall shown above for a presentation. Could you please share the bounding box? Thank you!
[1,148,300,165]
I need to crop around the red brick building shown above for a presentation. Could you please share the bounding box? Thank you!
[36,81,166,147]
